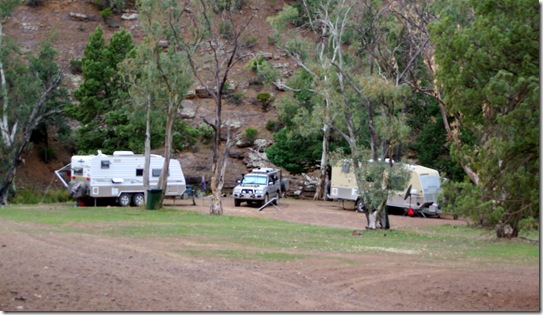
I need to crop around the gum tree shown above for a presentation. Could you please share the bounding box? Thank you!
[0,2,69,204]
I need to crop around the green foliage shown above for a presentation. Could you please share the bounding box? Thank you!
[245,56,278,85]
[241,36,257,49]
[219,21,233,39]
[244,127,258,144]
[10,189,70,204]
[197,123,214,144]
[265,120,282,132]
[91,0,127,13]
[212,0,245,12]
[266,4,299,31]
[256,92,274,112]
[431,0,539,236]
[227,91,244,105]
[266,129,322,174]
[99,7,113,22]
[69,59,82,74]
[66,27,136,154]
[24,0,43,7]
[408,95,464,182]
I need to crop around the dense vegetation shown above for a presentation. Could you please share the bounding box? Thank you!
[0,0,538,236]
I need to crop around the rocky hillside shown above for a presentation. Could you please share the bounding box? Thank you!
[5,0,319,198]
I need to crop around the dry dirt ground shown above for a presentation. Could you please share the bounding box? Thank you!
[0,197,539,312]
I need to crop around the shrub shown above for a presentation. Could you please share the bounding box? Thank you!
[257,92,274,112]
[100,7,113,22]
[265,120,283,132]
[10,189,71,204]
[244,127,258,144]
[227,91,244,105]
[242,36,258,49]
[70,59,82,74]
[25,0,43,7]
[219,21,233,39]
[198,123,214,144]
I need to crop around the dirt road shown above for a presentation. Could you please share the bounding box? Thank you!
[0,197,539,311]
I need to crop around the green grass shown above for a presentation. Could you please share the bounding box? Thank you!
[0,204,538,264]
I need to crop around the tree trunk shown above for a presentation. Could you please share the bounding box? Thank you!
[143,95,151,204]
[158,102,176,209]
[209,94,223,215]
[435,91,480,185]
[0,75,62,205]
[314,123,330,200]
[0,154,18,205]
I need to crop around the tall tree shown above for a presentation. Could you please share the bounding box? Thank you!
[66,27,135,154]
[0,2,70,204]
[145,0,252,215]
[127,0,193,208]
[269,0,411,227]
[431,0,539,236]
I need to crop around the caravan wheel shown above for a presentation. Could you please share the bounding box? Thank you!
[132,193,145,207]
[355,199,365,213]
[118,193,132,207]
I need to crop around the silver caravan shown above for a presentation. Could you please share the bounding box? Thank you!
[328,160,441,216]
[55,151,186,206]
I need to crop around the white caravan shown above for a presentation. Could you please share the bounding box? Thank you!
[55,151,186,207]
[328,160,441,217]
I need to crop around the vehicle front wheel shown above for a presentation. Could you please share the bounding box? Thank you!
[234,199,241,207]
[261,194,269,207]
[132,193,145,207]
[118,193,132,207]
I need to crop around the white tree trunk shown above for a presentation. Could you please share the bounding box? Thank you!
[0,22,16,147]
[143,95,151,203]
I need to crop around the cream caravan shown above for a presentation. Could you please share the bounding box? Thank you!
[328,160,441,217]
[55,151,186,206]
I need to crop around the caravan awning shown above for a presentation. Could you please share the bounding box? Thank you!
[54,163,71,188]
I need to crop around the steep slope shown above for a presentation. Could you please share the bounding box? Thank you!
[3,0,311,194]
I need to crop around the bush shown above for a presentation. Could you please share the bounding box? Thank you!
[265,120,283,132]
[70,59,82,74]
[242,36,258,49]
[10,189,71,204]
[198,123,214,144]
[257,92,274,112]
[219,21,233,39]
[100,7,113,22]
[244,127,258,144]
[25,0,43,7]
[227,91,244,105]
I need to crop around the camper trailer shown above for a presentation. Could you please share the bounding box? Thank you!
[55,151,186,207]
[328,160,441,217]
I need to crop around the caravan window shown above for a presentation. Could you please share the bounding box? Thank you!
[136,168,143,176]
[73,167,83,175]
[101,160,110,169]
[152,169,170,177]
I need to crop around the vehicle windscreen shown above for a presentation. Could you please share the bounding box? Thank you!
[242,175,267,185]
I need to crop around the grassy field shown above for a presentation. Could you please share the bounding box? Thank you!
[0,203,539,265]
